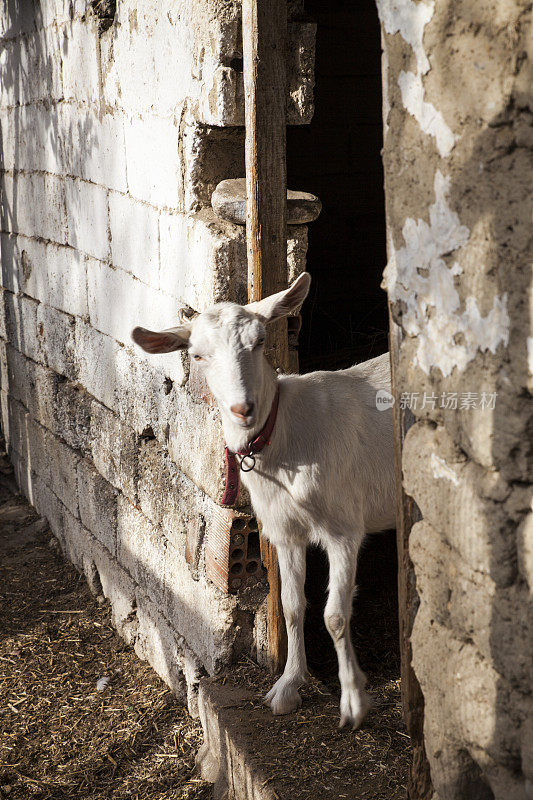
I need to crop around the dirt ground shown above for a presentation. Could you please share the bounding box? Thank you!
[0,456,212,800]
[0,445,410,800]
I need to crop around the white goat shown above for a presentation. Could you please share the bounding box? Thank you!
[132,272,395,728]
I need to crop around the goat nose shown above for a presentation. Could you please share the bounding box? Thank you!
[230,402,254,419]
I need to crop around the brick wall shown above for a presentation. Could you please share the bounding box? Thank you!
[0,0,313,713]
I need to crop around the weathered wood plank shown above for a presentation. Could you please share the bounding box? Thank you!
[242,0,289,672]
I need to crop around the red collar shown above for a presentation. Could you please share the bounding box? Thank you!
[221,388,280,507]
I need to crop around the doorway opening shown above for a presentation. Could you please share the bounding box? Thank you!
[287,0,399,692]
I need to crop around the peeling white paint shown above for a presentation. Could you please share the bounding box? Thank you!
[376,0,457,157]
[398,71,456,157]
[383,171,510,376]
[430,453,459,485]
[375,0,434,75]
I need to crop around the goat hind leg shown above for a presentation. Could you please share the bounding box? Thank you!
[265,541,308,715]
[324,536,371,729]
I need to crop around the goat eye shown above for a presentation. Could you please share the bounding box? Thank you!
[254,338,265,348]
[192,354,204,362]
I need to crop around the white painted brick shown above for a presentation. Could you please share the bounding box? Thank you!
[60,105,128,193]
[164,538,237,674]
[159,210,247,309]
[74,320,121,410]
[3,344,58,431]
[103,1,191,117]
[31,471,70,548]
[3,292,42,363]
[54,380,92,454]
[1,173,67,244]
[44,428,81,517]
[65,178,109,260]
[1,105,62,174]
[89,399,138,501]
[87,258,175,344]
[36,303,77,379]
[0,234,20,294]
[109,192,159,285]
[60,20,100,106]
[124,115,181,209]
[0,4,38,37]
[134,591,187,700]
[2,235,88,317]
[88,536,138,643]
[77,458,118,554]
[117,495,166,607]
[0,27,63,107]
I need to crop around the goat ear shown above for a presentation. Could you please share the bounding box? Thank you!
[131,325,191,354]
[247,272,311,323]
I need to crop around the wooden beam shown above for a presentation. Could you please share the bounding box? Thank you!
[242,0,288,673]
[389,313,433,799]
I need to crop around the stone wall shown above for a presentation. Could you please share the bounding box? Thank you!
[0,0,314,715]
[379,0,532,797]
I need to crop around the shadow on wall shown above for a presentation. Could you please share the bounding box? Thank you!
[0,1,239,710]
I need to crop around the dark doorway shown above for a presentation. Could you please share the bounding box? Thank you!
[287,0,399,690]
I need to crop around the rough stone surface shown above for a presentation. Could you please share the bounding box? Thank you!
[211,178,322,226]
[380,0,533,796]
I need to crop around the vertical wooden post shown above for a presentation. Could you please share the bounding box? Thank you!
[242,0,288,672]
[389,314,433,799]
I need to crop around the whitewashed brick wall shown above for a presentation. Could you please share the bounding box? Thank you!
[0,0,314,712]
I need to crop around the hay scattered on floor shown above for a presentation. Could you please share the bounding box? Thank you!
[0,462,211,800]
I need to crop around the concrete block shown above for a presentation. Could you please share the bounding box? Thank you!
[3,291,43,364]
[3,344,59,431]
[102,1,191,117]
[60,20,100,106]
[1,173,67,244]
[164,537,237,675]
[117,495,167,608]
[159,209,247,309]
[137,436,204,546]
[124,115,181,209]
[1,105,62,175]
[89,399,138,501]
[88,536,139,644]
[77,458,118,554]
[36,303,77,379]
[166,393,226,505]
[60,105,128,193]
[44,428,81,517]
[87,258,176,345]
[5,235,89,317]
[52,380,91,454]
[74,319,121,410]
[112,341,186,433]
[0,27,63,107]
[134,589,187,701]
[109,192,159,286]
[0,3,39,37]
[65,178,109,260]
[31,471,70,550]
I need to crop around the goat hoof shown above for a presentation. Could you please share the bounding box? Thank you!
[338,688,372,730]
[265,678,303,715]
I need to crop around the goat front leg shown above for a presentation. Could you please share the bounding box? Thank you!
[324,535,371,729]
[264,540,308,715]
